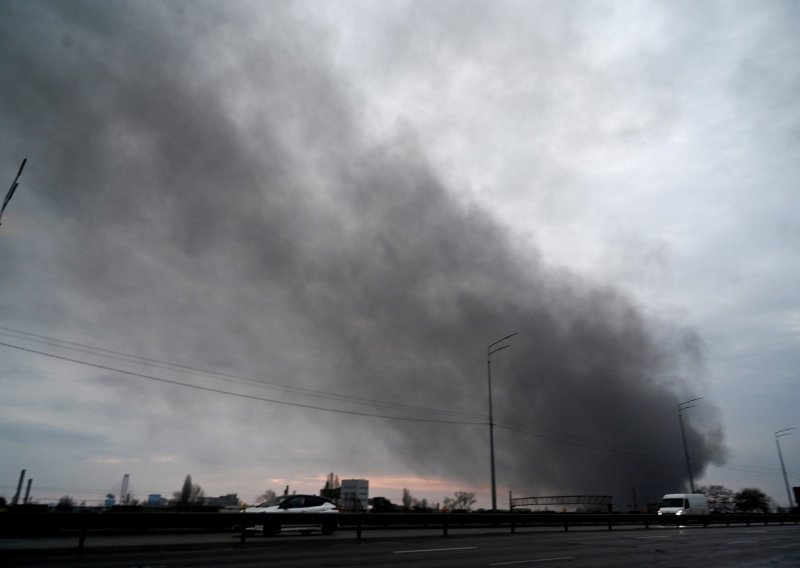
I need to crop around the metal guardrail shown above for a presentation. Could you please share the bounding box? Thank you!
[510,495,613,509]
[1,511,798,549]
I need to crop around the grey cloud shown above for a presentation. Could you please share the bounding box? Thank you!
[0,1,727,506]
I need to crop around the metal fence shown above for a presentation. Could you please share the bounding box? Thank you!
[2,511,799,549]
[509,495,613,512]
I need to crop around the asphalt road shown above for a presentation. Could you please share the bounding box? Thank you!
[2,524,799,567]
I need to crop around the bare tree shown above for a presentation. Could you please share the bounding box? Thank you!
[172,474,204,508]
[414,498,432,512]
[734,488,772,513]
[56,495,75,511]
[697,485,735,513]
[324,472,340,490]
[256,489,276,504]
[443,491,477,512]
[402,488,415,511]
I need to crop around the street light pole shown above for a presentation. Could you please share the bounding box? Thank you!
[678,397,703,493]
[775,428,796,510]
[487,332,518,513]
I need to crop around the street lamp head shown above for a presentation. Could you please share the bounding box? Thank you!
[488,344,512,358]
[678,397,703,412]
[488,332,519,352]
[775,427,796,438]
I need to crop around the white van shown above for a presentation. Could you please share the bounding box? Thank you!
[658,494,710,516]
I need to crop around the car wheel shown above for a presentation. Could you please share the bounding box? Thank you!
[263,522,280,537]
[321,522,337,535]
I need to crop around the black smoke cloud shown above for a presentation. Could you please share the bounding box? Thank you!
[0,1,726,505]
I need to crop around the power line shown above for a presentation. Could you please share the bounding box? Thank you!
[0,340,484,426]
[712,462,781,475]
[0,326,484,420]
[496,423,794,472]
[495,422,683,461]
[5,328,781,465]
[497,416,680,456]
[2,335,694,459]
[1,328,737,460]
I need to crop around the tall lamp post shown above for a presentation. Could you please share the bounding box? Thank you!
[487,332,518,512]
[678,397,703,493]
[775,427,796,510]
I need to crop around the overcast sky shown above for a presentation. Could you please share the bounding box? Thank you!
[1,0,798,510]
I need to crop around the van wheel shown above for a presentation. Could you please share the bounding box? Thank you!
[322,522,337,535]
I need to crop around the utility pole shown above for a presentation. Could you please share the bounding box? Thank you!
[678,398,702,493]
[11,469,25,507]
[775,428,796,509]
[487,332,518,512]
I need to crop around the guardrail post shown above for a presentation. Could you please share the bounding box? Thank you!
[564,519,569,532]
[608,519,613,531]
[511,518,515,534]
[77,512,89,549]
[443,520,448,537]
[356,519,362,541]
[239,526,248,544]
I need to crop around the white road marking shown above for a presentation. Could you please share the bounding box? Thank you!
[393,546,478,554]
[490,556,575,565]
[728,540,758,545]
[633,535,671,539]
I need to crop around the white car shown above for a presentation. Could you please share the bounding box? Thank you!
[243,494,339,536]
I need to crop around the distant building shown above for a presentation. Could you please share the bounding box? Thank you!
[204,494,241,509]
[146,494,167,508]
[340,479,368,512]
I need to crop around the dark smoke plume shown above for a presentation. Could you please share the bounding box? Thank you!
[0,1,727,506]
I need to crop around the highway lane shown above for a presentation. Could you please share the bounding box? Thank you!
[3,524,800,567]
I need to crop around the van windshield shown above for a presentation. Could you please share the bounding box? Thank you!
[661,498,685,508]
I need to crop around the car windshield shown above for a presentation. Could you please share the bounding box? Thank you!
[258,495,291,508]
[661,498,685,508]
